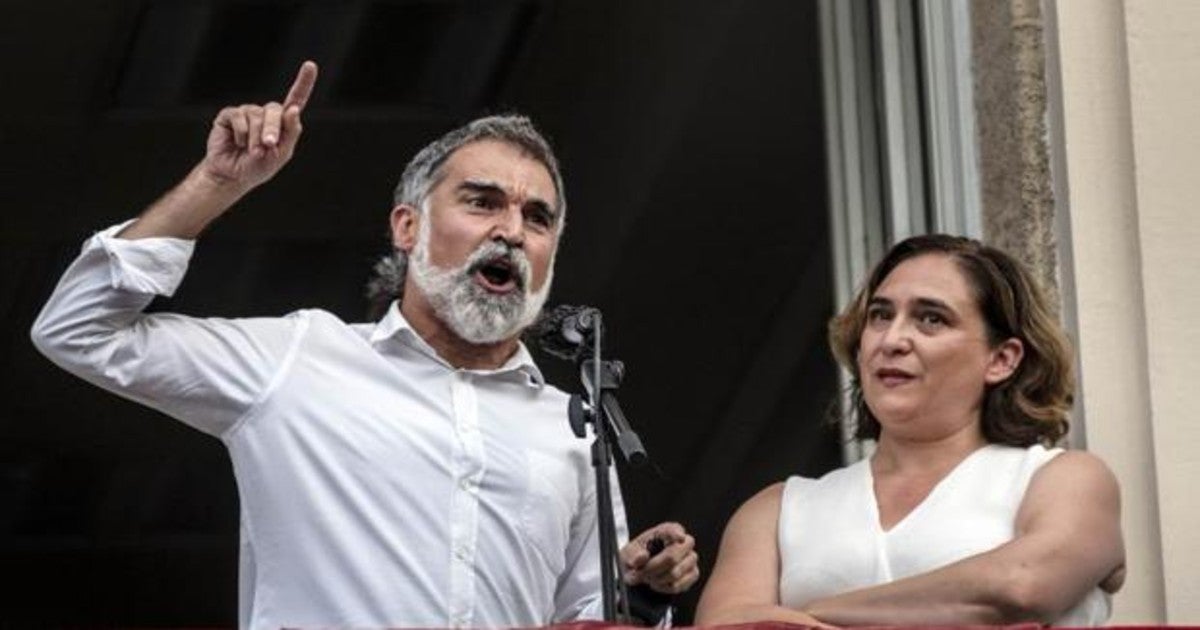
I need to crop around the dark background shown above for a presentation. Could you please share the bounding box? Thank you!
[0,0,841,624]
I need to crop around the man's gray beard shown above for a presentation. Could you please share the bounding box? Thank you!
[409,222,552,345]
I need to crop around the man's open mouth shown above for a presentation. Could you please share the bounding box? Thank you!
[473,257,522,294]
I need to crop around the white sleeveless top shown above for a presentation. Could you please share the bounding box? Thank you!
[778,444,1109,625]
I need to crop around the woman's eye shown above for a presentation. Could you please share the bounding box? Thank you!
[918,312,946,327]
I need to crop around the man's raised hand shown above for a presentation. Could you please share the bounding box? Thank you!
[117,61,319,241]
[200,60,318,194]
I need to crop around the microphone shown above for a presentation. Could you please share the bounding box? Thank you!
[528,305,649,467]
[526,304,600,362]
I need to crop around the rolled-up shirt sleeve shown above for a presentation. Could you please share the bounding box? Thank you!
[31,223,303,437]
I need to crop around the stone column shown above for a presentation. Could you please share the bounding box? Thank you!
[971,0,1060,311]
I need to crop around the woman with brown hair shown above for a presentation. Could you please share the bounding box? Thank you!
[696,235,1124,626]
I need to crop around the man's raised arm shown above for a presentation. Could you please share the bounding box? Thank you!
[120,60,318,240]
[30,61,321,436]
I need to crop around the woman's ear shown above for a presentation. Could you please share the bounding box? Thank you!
[390,204,419,253]
[984,337,1025,384]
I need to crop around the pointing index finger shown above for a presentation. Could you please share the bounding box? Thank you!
[283,60,318,112]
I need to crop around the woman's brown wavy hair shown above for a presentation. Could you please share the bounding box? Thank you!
[829,234,1073,446]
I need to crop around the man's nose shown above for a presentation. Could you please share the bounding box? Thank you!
[491,205,525,246]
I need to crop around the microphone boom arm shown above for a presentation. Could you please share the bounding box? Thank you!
[581,359,648,468]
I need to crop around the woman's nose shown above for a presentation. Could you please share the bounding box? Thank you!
[879,319,914,354]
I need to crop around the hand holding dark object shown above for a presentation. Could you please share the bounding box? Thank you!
[620,521,700,595]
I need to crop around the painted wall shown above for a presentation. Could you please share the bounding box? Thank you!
[1049,0,1200,622]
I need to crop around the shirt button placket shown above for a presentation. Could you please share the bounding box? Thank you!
[448,371,482,628]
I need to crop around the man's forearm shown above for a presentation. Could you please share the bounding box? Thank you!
[120,61,317,240]
[119,165,248,240]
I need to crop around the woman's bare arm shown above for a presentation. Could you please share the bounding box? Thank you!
[694,482,833,627]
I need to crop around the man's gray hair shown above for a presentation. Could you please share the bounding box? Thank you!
[366,114,566,319]
[393,114,567,218]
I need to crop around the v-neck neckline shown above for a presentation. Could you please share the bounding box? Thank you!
[865,444,993,535]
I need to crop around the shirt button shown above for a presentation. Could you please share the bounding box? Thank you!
[454,546,469,561]
[459,477,475,491]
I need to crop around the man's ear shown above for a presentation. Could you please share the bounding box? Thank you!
[390,204,419,253]
[984,337,1025,385]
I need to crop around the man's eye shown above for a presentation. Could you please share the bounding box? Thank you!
[526,210,553,228]
[468,197,492,209]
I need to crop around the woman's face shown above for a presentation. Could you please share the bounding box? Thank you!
[857,253,1021,441]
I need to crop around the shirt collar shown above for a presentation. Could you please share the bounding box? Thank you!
[370,302,546,388]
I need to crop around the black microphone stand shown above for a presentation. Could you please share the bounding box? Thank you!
[564,311,647,622]
[580,359,647,468]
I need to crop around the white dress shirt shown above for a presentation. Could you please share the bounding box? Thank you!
[31,223,628,630]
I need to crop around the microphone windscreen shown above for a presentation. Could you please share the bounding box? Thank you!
[524,304,587,361]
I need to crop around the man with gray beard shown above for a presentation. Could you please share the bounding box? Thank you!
[31,61,698,630]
